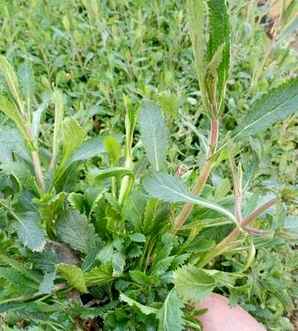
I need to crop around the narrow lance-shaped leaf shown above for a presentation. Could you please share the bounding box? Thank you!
[207,0,230,108]
[235,77,298,138]
[68,136,104,164]
[94,167,134,181]
[158,289,184,331]
[278,15,298,43]
[61,117,86,165]
[140,101,169,172]
[120,293,158,315]
[32,96,50,141]
[55,117,86,181]
[103,135,121,165]
[187,0,230,113]
[18,62,35,115]
[0,96,33,150]
[187,0,208,101]
[0,56,25,115]
[143,172,237,224]
[50,89,64,169]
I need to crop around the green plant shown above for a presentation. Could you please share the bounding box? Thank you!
[0,1,297,331]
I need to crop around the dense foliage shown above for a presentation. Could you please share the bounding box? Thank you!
[0,1,297,330]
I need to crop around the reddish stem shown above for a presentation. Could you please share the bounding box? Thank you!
[173,117,219,233]
[198,197,278,267]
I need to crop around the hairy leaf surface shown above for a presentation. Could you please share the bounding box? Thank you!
[158,289,184,331]
[174,265,215,301]
[140,101,168,172]
[235,77,298,138]
[143,172,237,223]
[56,209,97,254]
[16,212,46,252]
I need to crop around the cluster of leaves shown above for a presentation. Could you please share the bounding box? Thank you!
[0,0,297,331]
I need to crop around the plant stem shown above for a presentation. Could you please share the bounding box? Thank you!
[229,154,243,223]
[118,158,133,205]
[173,117,219,233]
[119,107,136,205]
[198,197,278,267]
[31,150,45,192]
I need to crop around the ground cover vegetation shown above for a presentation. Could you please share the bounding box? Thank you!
[0,0,297,330]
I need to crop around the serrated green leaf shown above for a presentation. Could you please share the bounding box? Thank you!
[129,270,153,285]
[139,101,168,172]
[158,289,184,331]
[203,269,243,287]
[143,172,237,224]
[56,209,97,254]
[235,77,298,138]
[39,192,66,227]
[96,243,114,263]
[0,267,37,293]
[206,43,225,77]
[187,0,230,112]
[120,293,158,315]
[68,192,85,212]
[84,263,113,287]
[0,254,40,283]
[57,263,87,293]
[174,265,215,301]
[152,256,174,276]
[16,212,46,252]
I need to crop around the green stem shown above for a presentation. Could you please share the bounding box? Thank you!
[31,150,45,192]
[119,107,136,205]
[173,117,219,233]
[198,197,278,267]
